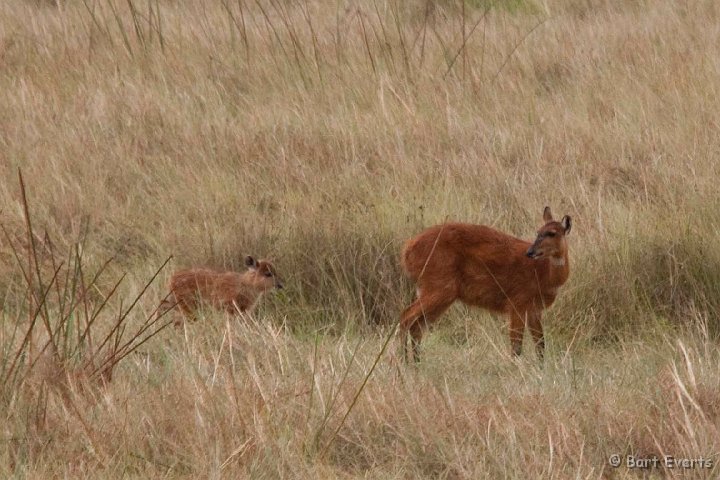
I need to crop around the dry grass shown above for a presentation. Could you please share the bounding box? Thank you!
[2,0,720,477]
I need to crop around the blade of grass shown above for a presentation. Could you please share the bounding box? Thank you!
[18,169,58,359]
[443,3,493,79]
[106,0,134,57]
[358,9,377,76]
[318,322,398,460]
[2,262,64,388]
[490,16,547,83]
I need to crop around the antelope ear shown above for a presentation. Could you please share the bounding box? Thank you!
[244,256,257,268]
[561,216,572,235]
[543,206,553,223]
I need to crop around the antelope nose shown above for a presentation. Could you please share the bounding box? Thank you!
[276,282,284,290]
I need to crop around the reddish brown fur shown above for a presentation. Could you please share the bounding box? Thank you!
[398,207,571,362]
[160,256,282,323]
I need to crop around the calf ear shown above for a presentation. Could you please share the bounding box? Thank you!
[561,216,572,235]
[543,206,553,223]
[244,256,257,268]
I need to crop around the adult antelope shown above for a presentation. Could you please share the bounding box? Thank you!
[398,207,571,362]
[159,256,283,324]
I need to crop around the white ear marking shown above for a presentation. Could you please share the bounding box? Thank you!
[561,215,572,235]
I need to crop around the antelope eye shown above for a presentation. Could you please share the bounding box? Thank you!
[546,232,556,238]
[264,271,273,277]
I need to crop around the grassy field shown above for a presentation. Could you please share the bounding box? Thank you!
[2,0,720,477]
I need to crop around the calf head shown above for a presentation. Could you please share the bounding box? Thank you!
[245,255,284,291]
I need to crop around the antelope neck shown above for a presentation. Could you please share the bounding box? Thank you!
[550,256,566,267]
